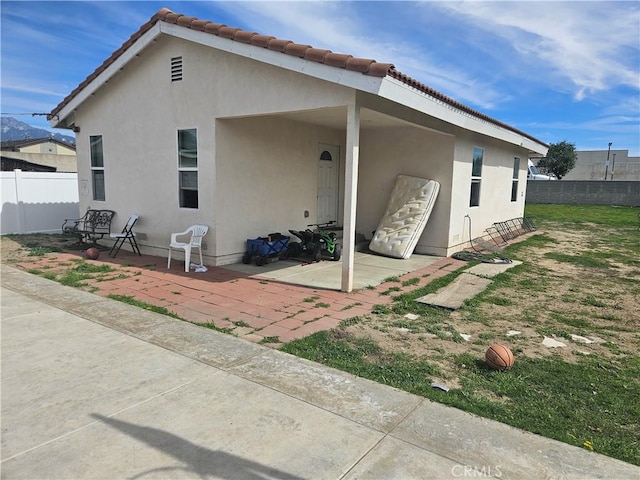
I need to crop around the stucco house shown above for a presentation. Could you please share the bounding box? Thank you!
[48,8,547,291]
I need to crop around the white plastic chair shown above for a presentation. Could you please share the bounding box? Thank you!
[167,225,209,272]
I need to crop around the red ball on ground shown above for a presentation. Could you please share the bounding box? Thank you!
[86,247,100,260]
[485,344,514,371]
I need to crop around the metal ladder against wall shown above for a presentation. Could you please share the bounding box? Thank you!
[485,227,508,248]
[491,217,537,243]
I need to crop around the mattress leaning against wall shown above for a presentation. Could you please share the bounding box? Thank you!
[369,175,440,259]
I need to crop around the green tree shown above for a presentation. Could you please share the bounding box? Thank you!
[538,141,577,180]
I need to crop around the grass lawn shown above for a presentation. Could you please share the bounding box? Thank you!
[282,204,640,466]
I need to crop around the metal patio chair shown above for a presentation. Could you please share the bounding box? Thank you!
[167,224,209,272]
[109,213,141,258]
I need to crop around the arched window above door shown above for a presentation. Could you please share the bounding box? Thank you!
[320,150,333,161]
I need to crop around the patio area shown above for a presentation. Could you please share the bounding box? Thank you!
[9,244,466,349]
[223,250,445,290]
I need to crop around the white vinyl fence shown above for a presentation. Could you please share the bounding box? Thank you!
[1,170,79,235]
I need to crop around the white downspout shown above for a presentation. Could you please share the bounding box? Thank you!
[342,99,360,292]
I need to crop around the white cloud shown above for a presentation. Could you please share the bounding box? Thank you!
[207,1,504,108]
[435,1,640,99]
[527,114,640,147]
[0,91,56,114]
[1,82,67,98]
[3,1,635,153]
[602,96,640,117]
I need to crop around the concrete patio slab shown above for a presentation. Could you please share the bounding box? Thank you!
[222,251,443,290]
[465,259,522,278]
[416,272,492,309]
[415,260,520,309]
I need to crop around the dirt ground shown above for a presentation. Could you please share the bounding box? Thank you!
[1,234,77,264]
[337,226,640,388]
[2,227,638,389]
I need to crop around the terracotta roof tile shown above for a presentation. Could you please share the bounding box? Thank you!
[345,57,375,73]
[386,68,524,135]
[324,53,353,68]
[47,7,546,146]
[218,26,240,39]
[203,22,226,35]
[284,43,312,58]
[367,62,393,77]
[176,15,196,27]
[163,11,181,23]
[234,30,258,44]
[266,38,293,53]
[250,34,275,48]
[304,48,331,63]
[190,19,208,31]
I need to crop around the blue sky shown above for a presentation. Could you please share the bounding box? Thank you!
[2,1,639,154]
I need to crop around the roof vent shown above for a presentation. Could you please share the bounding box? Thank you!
[171,56,183,82]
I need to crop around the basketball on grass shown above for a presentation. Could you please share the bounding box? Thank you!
[485,344,514,371]
[86,247,100,260]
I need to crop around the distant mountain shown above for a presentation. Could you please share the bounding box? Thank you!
[1,117,76,145]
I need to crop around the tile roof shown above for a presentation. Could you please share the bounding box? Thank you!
[48,7,546,147]
[1,137,76,151]
[1,155,58,172]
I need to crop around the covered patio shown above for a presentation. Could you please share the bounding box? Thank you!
[223,250,445,291]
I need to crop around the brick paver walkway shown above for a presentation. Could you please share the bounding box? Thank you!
[13,248,467,348]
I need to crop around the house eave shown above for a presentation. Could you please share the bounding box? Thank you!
[49,9,547,156]
[162,23,546,154]
[160,23,385,94]
[377,77,548,155]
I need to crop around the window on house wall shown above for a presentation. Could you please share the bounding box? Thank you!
[511,157,520,202]
[90,135,105,201]
[178,128,198,208]
[469,146,483,207]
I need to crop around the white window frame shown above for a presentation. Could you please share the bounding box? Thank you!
[177,128,198,209]
[511,157,520,202]
[469,146,483,207]
[89,135,105,201]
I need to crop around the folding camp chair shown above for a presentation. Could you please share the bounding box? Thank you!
[109,214,141,258]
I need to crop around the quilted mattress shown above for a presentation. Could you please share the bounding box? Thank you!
[369,175,440,259]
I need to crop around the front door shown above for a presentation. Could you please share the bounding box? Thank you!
[317,144,339,225]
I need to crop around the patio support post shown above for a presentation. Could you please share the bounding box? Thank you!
[342,100,360,292]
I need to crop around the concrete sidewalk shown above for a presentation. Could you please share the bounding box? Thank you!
[2,266,638,479]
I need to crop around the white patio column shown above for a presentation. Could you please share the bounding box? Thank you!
[342,100,360,292]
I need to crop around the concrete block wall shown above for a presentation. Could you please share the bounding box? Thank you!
[526,181,640,206]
